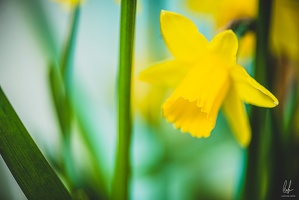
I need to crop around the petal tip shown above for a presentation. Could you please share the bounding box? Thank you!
[218,29,236,37]
[160,10,172,17]
[226,29,234,34]
[160,10,170,23]
[160,10,181,20]
[237,131,251,148]
[160,9,166,15]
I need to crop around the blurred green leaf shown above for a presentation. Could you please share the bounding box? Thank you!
[49,7,81,139]
[49,64,72,137]
[49,6,108,198]
[60,6,80,84]
[48,6,80,138]
[0,87,72,200]
[48,7,80,191]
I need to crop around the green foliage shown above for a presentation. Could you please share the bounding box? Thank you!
[0,88,72,200]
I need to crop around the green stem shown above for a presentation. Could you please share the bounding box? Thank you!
[229,18,255,40]
[59,6,80,138]
[49,6,80,192]
[243,0,274,199]
[61,6,80,87]
[254,0,273,88]
[112,0,137,199]
[76,115,109,198]
[50,6,109,198]
[49,7,80,139]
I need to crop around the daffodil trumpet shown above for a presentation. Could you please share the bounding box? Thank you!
[139,10,278,147]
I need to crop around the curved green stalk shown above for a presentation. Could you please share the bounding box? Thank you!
[243,0,274,199]
[112,0,137,199]
[0,88,72,200]
[48,6,80,192]
[49,6,108,198]
[229,18,255,40]
[61,6,80,86]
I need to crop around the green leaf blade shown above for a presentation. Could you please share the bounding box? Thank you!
[0,87,72,200]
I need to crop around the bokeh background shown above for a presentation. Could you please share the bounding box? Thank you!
[0,0,298,199]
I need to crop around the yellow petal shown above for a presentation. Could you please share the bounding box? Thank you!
[188,0,257,28]
[163,97,214,138]
[208,30,238,64]
[138,60,191,88]
[222,86,251,147]
[231,65,279,107]
[160,10,208,63]
[271,0,299,62]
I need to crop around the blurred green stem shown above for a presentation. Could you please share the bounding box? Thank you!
[60,6,80,189]
[243,0,273,199]
[229,18,255,39]
[49,6,80,191]
[112,0,137,199]
[61,6,80,86]
[50,6,109,198]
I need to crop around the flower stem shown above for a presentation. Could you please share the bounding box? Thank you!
[112,0,137,199]
[60,6,80,189]
[49,6,80,192]
[61,6,80,86]
[243,0,274,199]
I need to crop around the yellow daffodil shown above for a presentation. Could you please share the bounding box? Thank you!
[139,11,278,147]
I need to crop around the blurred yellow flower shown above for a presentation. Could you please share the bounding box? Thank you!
[53,0,82,9]
[271,0,299,63]
[188,0,299,63]
[188,0,257,28]
[134,82,167,125]
[238,31,255,59]
[140,11,278,147]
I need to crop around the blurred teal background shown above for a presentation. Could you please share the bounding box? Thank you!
[2,0,297,199]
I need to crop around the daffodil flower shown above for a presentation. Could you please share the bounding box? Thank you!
[139,11,278,147]
[188,0,257,28]
[272,0,299,63]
